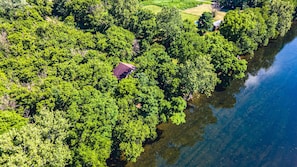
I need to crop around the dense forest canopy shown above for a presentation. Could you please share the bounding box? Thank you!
[0,0,295,166]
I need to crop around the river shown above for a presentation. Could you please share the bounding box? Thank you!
[126,23,297,167]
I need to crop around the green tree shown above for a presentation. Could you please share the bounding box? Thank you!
[116,114,150,162]
[168,32,205,63]
[269,0,294,37]
[67,87,118,167]
[197,12,214,35]
[261,5,279,39]
[156,7,183,46]
[0,109,71,167]
[108,0,140,28]
[135,44,180,96]
[27,0,53,16]
[105,26,135,60]
[202,33,247,87]
[220,9,267,54]
[53,0,113,32]
[114,77,151,162]
[183,19,198,33]
[179,55,219,97]
[169,97,186,125]
[129,9,157,41]
[0,0,28,19]
[219,0,267,8]
[0,111,27,134]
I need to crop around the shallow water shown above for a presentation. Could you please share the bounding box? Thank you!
[127,23,297,167]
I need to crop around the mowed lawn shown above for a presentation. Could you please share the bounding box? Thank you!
[142,5,162,14]
[142,3,226,23]
[141,0,204,10]
[183,4,226,21]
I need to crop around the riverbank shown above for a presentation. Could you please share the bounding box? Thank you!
[125,21,297,167]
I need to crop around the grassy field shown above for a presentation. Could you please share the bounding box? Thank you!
[180,12,198,22]
[142,3,226,23]
[142,4,198,22]
[141,0,204,10]
[183,4,226,21]
[142,5,162,14]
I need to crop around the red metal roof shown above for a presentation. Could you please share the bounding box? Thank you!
[113,62,136,80]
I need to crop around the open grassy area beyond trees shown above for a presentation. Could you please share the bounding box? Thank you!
[140,0,208,10]
[141,2,226,22]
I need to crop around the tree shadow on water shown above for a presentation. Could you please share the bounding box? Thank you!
[126,103,217,167]
[208,22,297,109]
[125,22,297,167]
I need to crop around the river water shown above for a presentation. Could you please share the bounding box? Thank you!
[127,23,297,167]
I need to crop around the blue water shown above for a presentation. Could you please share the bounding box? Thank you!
[127,24,297,167]
[170,37,297,167]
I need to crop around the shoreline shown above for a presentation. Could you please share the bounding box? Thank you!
[115,21,297,167]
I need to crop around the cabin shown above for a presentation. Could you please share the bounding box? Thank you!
[213,20,222,30]
[113,62,136,80]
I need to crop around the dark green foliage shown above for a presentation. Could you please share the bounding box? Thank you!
[219,0,267,8]
[129,9,157,41]
[168,97,186,125]
[168,32,205,63]
[135,44,180,96]
[0,14,120,166]
[27,0,53,16]
[179,55,219,97]
[69,87,118,166]
[220,1,294,55]
[53,0,113,32]
[114,77,160,161]
[108,0,140,28]
[202,33,247,87]
[0,109,71,166]
[156,7,183,46]
[105,26,135,60]
[197,12,214,35]
[220,9,261,54]
[269,0,294,37]
[0,0,294,166]
[289,0,297,19]
[52,0,69,17]
[0,0,28,19]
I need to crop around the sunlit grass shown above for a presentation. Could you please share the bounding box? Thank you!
[142,5,162,14]
[183,4,212,16]
[141,3,226,23]
[180,12,198,22]
[183,4,226,21]
[213,10,226,21]
[140,0,203,10]
[142,5,198,22]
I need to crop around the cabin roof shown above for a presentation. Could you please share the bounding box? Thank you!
[113,62,136,80]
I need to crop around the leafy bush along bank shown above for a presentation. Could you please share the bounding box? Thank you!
[0,0,295,166]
